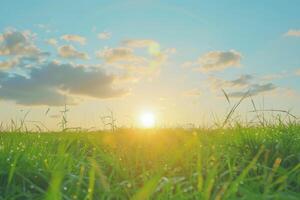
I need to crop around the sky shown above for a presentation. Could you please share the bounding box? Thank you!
[0,0,300,129]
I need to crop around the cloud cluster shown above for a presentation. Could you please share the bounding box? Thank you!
[58,45,89,60]
[184,50,242,72]
[97,39,172,78]
[61,34,86,45]
[0,29,176,106]
[183,48,279,98]
[0,62,129,106]
[4,27,287,107]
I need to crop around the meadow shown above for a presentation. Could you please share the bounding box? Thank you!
[0,123,299,200]
[1,1,300,199]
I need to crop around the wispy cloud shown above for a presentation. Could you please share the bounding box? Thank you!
[261,71,290,81]
[123,39,158,49]
[227,83,276,98]
[98,31,111,40]
[209,74,253,90]
[96,47,144,63]
[208,74,276,98]
[285,29,300,37]
[61,34,86,45]
[46,38,58,46]
[35,24,56,33]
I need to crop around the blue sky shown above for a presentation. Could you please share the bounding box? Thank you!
[0,0,300,129]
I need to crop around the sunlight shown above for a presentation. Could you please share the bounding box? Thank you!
[139,112,155,128]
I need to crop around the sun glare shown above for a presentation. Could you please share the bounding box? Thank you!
[139,112,155,128]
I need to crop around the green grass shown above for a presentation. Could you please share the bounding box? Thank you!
[0,125,300,200]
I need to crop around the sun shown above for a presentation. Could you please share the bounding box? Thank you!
[139,112,156,128]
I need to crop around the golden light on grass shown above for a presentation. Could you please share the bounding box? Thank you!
[139,111,155,128]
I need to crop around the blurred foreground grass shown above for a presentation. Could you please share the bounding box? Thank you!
[0,125,300,200]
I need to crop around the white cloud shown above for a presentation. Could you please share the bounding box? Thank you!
[0,62,129,106]
[0,30,45,56]
[98,31,111,40]
[97,39,175,80]
[61,34,86,45]
[285,29,300,37]
[35,24,53,33]
[0,29,49,70]
[185,50,242,72]
[46,38,58,46]
[58,45,89,60]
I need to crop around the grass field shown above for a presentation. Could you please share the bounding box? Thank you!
[0,124,300,200]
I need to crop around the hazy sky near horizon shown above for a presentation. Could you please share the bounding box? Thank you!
[0,0,300,129]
